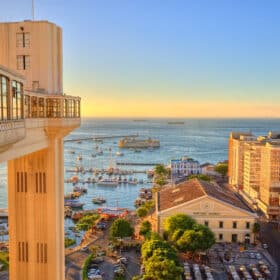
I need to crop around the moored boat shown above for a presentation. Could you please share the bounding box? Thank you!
[97,179,118,187]
[92,197,107,205]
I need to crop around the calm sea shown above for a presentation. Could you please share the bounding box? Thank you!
[0,118,279,210]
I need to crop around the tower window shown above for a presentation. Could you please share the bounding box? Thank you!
[17,55,30,70]
[16,32,30,48]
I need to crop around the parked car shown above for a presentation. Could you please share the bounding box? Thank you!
[249,252,255,259]
[91,257,104,264]
[117,257,128,265]
[256,253,262,260]
[262,243,268,249]
[80,246,89,252]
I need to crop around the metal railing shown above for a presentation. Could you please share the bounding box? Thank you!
[24,90,81,119]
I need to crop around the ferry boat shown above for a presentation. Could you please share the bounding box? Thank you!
[97,179,118,187]
[118,137,160,149]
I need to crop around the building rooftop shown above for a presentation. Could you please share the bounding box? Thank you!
[158,178,255,213]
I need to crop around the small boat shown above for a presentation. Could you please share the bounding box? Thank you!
[73,186,87,193]
[76,155,82,161]
[128,178,138,185]
[64,200,84,209]
[92,197,107,205]
[116,151,124,156]
[134,149,141,153]
[69,150,75,154]
[97,179,118,187]
[77,141,82,144]
[97,150,103,155]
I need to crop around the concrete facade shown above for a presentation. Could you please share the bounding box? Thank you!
[0,20,63,94]
[0,20,80,280]
[228,132,280,220]
[156,191,257,243]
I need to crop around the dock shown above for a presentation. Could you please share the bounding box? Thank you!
[64,133,139,143]
[116,162,161,166]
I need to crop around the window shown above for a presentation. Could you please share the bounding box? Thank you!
[0,75,8,120]
[11,80,23,119]
[219,221,223,228]
[233,221,237,229]
[17,55,30,70]
[16,32,30,48]
[219,234,223,241]
[204,221,209,227]
[246,222,250,229]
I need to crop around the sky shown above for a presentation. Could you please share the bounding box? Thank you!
[1,0,280,118]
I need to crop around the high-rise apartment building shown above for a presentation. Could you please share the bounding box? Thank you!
[0,20,80,280]
[228,132,280,220]
[228,132,255,187]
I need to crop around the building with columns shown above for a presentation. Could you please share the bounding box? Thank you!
[0,20,80,280]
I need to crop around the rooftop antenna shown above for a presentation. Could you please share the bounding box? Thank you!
[32,0,35,20]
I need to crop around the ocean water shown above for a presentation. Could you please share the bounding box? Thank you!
[0,118,279,211]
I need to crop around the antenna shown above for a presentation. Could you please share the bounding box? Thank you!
[32,0,35,20]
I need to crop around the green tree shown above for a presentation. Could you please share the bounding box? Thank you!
[154,176,167,187]
[214,163,228,177]
[188,174,211,181]
[139,221,152,237]
[154,164,168,177]
[110,218,134,239]
[76,213,99,231]
[164,214,195,238]
[64,237,76,248]
[137,206,149,218]
[252,222,261,243]
[144,253,182,280]
[176,224,215,253]
[141,237,178,263]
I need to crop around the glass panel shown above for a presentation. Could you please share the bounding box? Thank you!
[17,56,23,70]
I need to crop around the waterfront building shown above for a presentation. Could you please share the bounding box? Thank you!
[0,20,80,280]
[171,157,201,176]
[201,163,220,177]
[228,132,280,220]
[228,132,256,188]
[155,179,257,243]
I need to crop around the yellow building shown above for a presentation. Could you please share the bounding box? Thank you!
[228,132,255,188]
[156,179,257,243]
[228,132,280,220]
[0,20,80,280]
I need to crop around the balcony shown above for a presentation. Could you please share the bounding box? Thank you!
[24,90,81,130]
[0,120,25,152]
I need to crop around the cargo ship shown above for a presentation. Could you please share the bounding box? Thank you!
[118,137,160,149]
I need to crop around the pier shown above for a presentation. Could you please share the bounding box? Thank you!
[116,162,161,166]
[64,133,139,142]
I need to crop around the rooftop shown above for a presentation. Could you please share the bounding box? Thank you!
[158,178,255,213]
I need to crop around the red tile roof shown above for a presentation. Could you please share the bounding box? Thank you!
[158,178,254,213]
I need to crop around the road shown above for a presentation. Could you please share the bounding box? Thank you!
[65,223,140,280]
[260,221,280,270]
